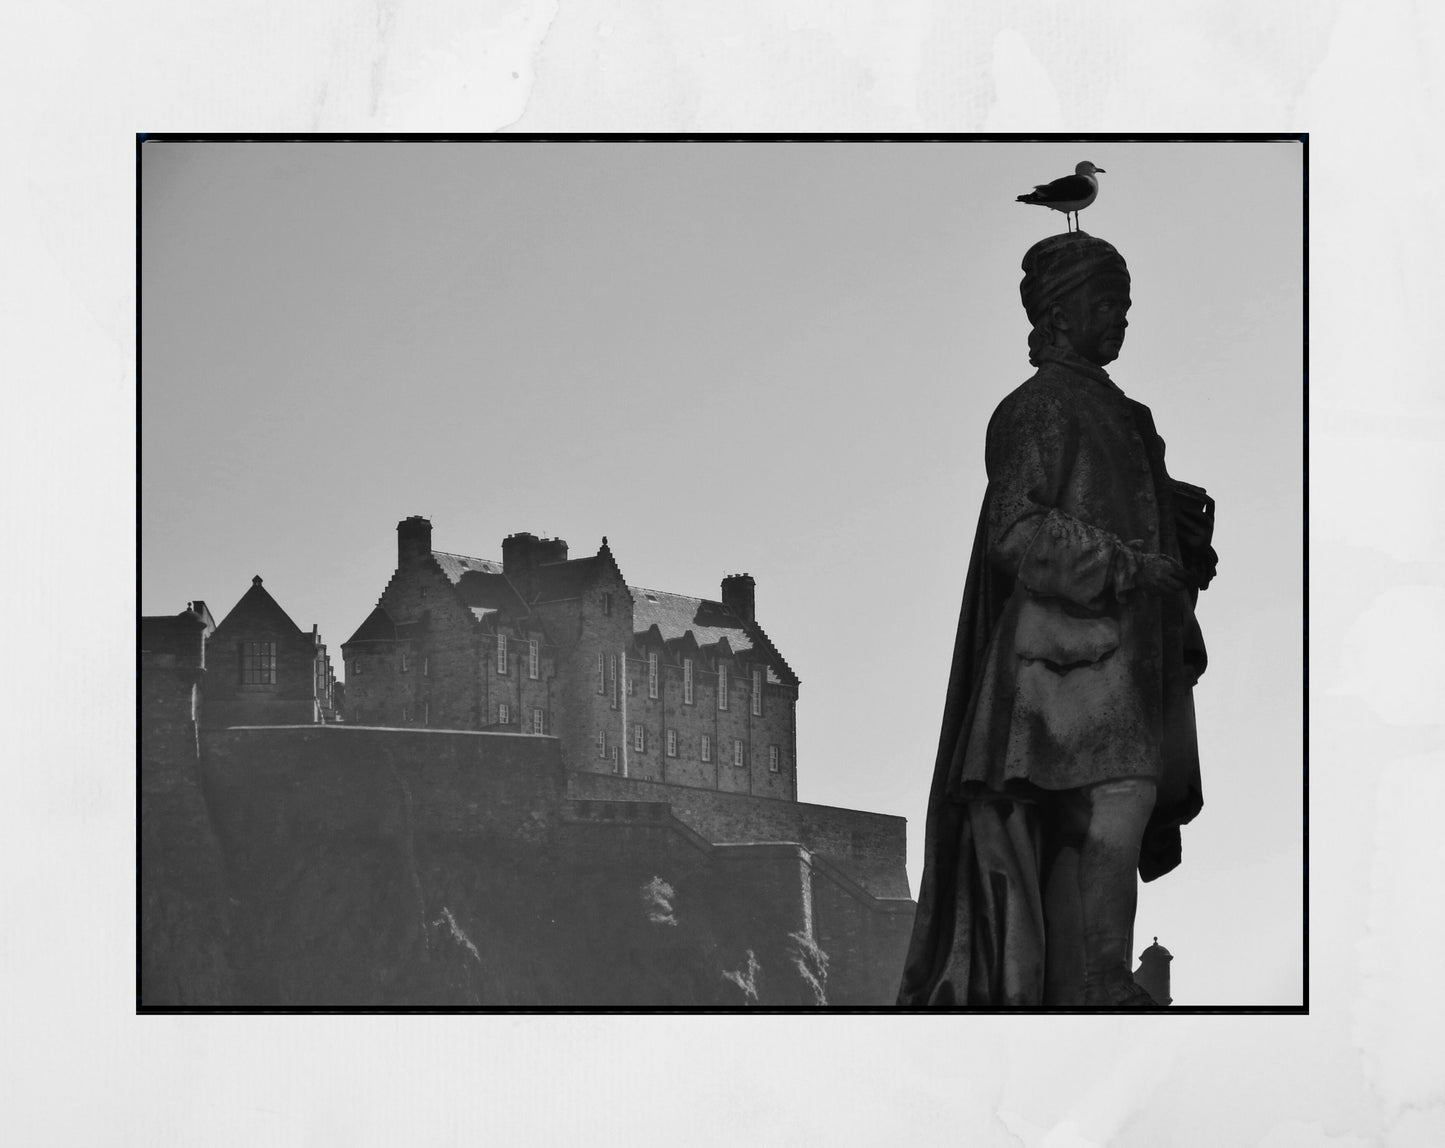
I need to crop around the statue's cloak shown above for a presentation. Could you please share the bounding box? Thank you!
[897,349,1211,1007]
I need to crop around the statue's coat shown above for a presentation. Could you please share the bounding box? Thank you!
[898,347,1211,1007]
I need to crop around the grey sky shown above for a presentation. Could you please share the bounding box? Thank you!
[141,139,1303,1004]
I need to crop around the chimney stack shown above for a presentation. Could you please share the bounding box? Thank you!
[722,573,756,622]
[503,532,569,575]
[398,516,433,566]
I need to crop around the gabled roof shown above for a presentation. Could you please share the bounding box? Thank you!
[530,556,602,603]
[345,605,396,645]
[213,576,305,638]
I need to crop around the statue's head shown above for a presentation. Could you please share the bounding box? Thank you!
[1020,233,1131,367]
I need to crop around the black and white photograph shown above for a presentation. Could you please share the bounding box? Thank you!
[10,2,1442,1140]
[139,137,1304,1011]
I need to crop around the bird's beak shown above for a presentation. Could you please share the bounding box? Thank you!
[1095,168,1106,174]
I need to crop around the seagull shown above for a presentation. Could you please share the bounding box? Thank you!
[1016,161,1105,232]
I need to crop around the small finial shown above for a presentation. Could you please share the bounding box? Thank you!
[252,575,263,586]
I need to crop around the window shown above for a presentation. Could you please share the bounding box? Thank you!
[353,657,362,675]
[647,652,659,699]
[769,746,780,773]
[528,639,539,680]
[422,656,429,677]
[499,702,510,725]
[496,633,508,674]
[733,739,744,768]
[633,723,645,752]
[602,592,613,616]
[609,655,618,709]
[597,652,605,694]
[751,668,762,716]
[717,663,728,710]
[611,745,621,773]
[683,658,694,705]
[596,730,606,758]
[666,729,677,757]
[241,641,277,685]
[401,704,410,723]
[532,707,544,735]
[702,734,712,763]
[423,702,430,727]
[401,651,409,673]
[627,676,635,696]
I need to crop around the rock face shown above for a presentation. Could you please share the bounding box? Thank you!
[139,720,914,1007]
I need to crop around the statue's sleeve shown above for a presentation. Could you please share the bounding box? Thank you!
[985,389,1141,609]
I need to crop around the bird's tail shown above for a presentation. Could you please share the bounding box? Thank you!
[1016,193,1043,205]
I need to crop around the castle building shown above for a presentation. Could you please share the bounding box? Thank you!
[200,576,338,726]
[341,518,800,800]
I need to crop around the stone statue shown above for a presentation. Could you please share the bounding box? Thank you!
[897,232,1216,1007]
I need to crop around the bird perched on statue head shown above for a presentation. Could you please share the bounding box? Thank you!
[1017,161,1106,232]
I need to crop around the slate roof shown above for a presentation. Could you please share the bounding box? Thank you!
[451,569,529,616]
[432,551,503,582]
[345,605,396,644]
[213,577,305,638]
[530,556,603,603]
[631,587,754,652]
[631,585,797,686]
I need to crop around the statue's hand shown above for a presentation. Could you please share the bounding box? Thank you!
[1135,552,1192,595]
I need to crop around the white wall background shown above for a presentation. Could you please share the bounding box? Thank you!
[5,0,1443,1144]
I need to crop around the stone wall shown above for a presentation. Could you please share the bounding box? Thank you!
[139,725,914,1006]
[565,771,912,900]
[139,664,234,1005]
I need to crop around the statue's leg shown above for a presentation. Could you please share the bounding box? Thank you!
[1042,791,1089,1004]
[1078,777,1158,1005]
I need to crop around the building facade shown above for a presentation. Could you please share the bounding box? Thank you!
[202,576,338,726]
[341,518,800,800]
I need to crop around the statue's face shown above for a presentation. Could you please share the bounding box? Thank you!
[1055,271,1131,366]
